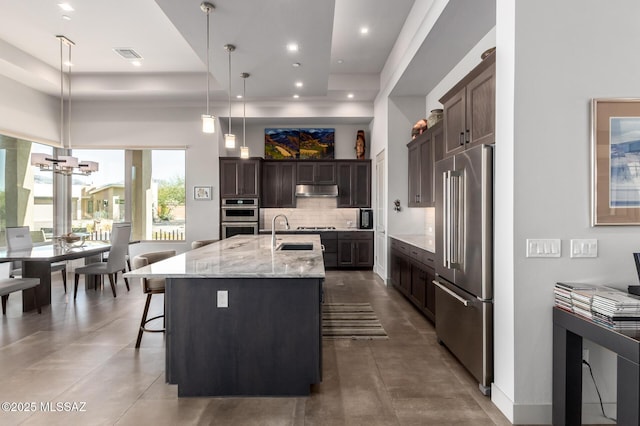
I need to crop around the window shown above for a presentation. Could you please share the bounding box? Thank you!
[73,148,185,241]
[71,149,125,239]
[0,135,54,243]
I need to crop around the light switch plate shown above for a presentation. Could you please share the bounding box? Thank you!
[570,239,598,258]
[217,290,228,308]
[526,239,561,258]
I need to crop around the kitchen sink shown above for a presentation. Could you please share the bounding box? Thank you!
[277,242,314,251]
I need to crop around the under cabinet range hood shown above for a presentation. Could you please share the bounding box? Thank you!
[295,184,339,198]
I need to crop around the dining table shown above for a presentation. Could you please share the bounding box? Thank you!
[0,241,112,312]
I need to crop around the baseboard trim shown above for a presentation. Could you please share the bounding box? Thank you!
[491,383,551,425]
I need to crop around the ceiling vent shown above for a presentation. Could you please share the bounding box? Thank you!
[113,48,143,60]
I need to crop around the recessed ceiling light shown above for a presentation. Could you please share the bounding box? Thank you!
[58,3,74,12]
[63,61,73,67]
[295,81,303,88]
[347,93,354,99]
[360,27,369,35]
[236,94,243,99]
[293,94,299,99]
[131,60,142,67]
[337,59,344,64]
[62,15,71,21]
[292,62,301,68]
[287,43,299,52]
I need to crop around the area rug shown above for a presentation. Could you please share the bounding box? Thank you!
[322,302,388,340]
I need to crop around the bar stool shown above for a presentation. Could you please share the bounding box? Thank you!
[132,250,176,348]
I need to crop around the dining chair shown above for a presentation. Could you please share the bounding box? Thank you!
[132,250,175,348]
[73,223,131,299]
[5,226,68,293]
[0,277,41,314]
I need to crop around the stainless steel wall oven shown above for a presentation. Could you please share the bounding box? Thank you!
[221,198,259,239]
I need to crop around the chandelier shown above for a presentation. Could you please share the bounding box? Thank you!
[30,35,99,176]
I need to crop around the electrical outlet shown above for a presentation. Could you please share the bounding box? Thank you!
[217,290,228,308]
[583,349,589,364]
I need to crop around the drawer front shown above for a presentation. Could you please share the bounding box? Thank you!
[339,231,373,240]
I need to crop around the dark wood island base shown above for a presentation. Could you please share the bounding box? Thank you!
[166,277,323,397]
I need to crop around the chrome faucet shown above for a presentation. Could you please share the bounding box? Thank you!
[271,214,290,248]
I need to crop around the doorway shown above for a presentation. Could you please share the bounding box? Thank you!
[375,149,386,281]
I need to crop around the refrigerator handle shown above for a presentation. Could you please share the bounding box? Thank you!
[450,170,462,269]
[443,171,451,268]
[433,280,469,307]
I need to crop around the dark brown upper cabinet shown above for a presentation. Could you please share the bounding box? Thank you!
[296,161,336,185]
[337,160,371,208]
[261,161,296,208]
[440,51,495,159]
[219,158,261,198]
[407,122,442,207]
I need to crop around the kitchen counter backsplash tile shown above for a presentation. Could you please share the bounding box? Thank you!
[261,198,359,230]
[425,207,435,251]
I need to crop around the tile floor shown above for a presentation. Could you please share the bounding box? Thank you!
[0,269,511,425]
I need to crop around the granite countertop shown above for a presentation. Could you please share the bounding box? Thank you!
[389,234,434,253]
[125,235,325,279]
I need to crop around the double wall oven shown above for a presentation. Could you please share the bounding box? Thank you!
[220,198,259,239]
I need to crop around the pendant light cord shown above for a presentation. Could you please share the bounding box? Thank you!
[228,47,232,134]
[205,10,210,116]
[242,76,246,148]
[59,38,64,150]
[67,42,72,150]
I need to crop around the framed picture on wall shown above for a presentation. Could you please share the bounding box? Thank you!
[194,186,212,200]
[592,98,640,225]
[264,128,335,159]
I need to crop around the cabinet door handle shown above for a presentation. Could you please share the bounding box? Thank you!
[459,132,465,146]
[465,129,470,144]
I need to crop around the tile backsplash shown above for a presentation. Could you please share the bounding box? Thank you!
[424,207,435,252]
[261,198,359,230]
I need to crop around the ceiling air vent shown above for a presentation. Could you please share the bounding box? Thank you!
[113,48,143,60]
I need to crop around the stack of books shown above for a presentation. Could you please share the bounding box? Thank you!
[554,282,600,318]
[591,290,640,330]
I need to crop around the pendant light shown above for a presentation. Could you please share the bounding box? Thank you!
[200,2,215,134]
[240,72,250,159]
[224,44,236,149]
[30,35,98,175]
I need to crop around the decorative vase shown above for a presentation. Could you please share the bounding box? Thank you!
[426,109,443,128]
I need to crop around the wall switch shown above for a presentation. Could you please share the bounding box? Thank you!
[570,239,598,258]
[526,239,561,258]
[217,290,228,308]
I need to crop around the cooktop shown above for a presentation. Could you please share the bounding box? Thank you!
[296,226,336,230]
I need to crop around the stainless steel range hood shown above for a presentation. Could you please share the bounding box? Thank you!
[295,184,339,198]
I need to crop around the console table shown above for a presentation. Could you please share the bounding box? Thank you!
[553,307,640,425]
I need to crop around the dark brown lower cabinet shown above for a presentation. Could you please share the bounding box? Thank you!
[389,238,435,322]
[337,231,374,268]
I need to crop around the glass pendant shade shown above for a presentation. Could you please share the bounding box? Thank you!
[202,114,215,133]
[240,146,249,159]
[58,155,79,169]
[30,153,51,167]
[224,133,236,149]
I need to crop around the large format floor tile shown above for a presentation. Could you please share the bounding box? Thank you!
[0,269,510,425]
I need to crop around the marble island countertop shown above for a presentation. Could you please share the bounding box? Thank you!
[125,235,325,279]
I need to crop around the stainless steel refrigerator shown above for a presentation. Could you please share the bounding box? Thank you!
[434,143,493,395]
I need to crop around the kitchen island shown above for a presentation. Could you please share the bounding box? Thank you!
[125,234,325,397]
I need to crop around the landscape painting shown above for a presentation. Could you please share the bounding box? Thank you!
[264,128,335,159]
[609,116,640,207]
[264,128,299,159]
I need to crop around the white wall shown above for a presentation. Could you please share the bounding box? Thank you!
[0,75,59,145]
[493,1,640,423]
[70,99,221,250]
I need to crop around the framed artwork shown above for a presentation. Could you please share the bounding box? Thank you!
[265,128,334,159]
[194,186,212,200]
[592,98,640,225]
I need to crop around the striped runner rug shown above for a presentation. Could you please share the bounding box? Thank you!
[322,302,388,339]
